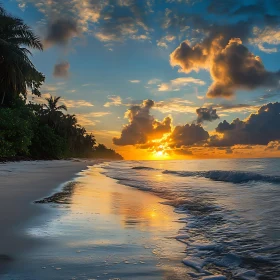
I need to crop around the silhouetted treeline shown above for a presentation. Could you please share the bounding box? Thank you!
[0,6,123,161]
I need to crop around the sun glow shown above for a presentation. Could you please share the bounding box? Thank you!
[152,149,170,159]
[156,151,164,157]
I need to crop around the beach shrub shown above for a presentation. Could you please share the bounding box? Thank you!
[29,124,67,159]
[0,107,34,157]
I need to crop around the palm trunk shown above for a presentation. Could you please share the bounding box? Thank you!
[1,92,5,106]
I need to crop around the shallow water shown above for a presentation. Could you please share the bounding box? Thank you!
[2,166,189,280]
[3,159,280,280]
[102,158,280,279]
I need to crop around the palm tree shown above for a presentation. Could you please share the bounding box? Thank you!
[0,5,44,105]
[43,95,67,128]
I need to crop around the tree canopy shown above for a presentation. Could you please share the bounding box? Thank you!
[0,6,123,161]
[0,4,44,106]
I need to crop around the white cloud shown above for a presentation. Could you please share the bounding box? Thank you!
[158,77,205,91]
[76,112,111,129]
[60,98,94,108]
[129,80,141,83]
[76,115,99,129]
[250,27,280,53]
[157,35,176,48]
[87,112,111,117]
[154,98,195,113]
[82,83,94,87]
[157,41,168,48]
[104,95,122,107]
[148,78,161,85]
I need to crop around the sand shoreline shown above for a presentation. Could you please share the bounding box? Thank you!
[0,159,99,273]
[0,161,190,279]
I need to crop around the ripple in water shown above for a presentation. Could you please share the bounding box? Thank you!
[102,159,280,279]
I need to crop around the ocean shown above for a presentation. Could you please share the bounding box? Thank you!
[2,158,280,280]
[102,158,280,279]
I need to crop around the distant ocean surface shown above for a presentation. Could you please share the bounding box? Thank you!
[102,158,280,279]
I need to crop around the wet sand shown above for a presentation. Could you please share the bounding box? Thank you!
[1,162,189,279]
[0,159,97,273]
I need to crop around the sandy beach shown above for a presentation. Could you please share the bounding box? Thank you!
[0,161,189,279]
[0,160,98,273]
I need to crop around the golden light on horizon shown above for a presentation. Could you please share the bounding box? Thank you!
[156,151,164,157]
[152,147,170,160]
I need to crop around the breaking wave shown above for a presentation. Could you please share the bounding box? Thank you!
[132,166,157,170]
[103,160,280,279]
[162,170,280,184]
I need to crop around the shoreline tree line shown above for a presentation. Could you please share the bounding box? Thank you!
[0,5,123,160]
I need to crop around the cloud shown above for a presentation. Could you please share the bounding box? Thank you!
[87,112,111,117]
[60,99,94,108]
[44,19,79,47]
[211,102,280,146]
[173,147,193,156]
[23,0,151,46]
[265,140,280,151]
[157,34,176,48]
[232,4,264,15]
[113,99,172,145]
[158,77,205,91]
[207,38,280,98]
[24,0,104,32]
[153,98,195,113]
[169,123,209,147]
[75,111,111,130]
[250,27,280,53]
[129,80,141,83]
[258,91,280,102]
[148,78,161,85]
[213,103,259,113]
[53,62,70,78]
[207,0,239,15]
[76,115,99,130]
[171,37,280,98]
[94,0,151,42]
[104,95,122,107]
[196,107,219,124]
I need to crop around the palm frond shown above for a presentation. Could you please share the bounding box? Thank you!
[57,104,68,111]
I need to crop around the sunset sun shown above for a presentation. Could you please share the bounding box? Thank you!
[156,151,164,157]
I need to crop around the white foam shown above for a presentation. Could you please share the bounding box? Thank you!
[202,276,227,280]
[182,257,204,271]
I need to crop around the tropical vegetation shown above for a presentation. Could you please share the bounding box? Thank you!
[0,6,123,160]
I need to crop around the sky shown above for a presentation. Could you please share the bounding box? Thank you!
[3,0,280,160]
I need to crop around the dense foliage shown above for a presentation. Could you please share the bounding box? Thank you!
[0,6,123,160]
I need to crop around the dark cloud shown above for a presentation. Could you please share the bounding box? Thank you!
[196,107,219,124]
[208,38,280,98]
[168,0,280,98]
[212,102,280,146]
[170,20,252,71]
[207,0,239,15]
[216,147,233,154]
[113,99,172,146]
[233,4,264,15]
[258,91,280,101]
[171,37,280,98]
[173,148,193,155]
[265,140,280,151]
[53,62,70,78]
[216,103,256,111]
[96,0,150,42]
[207,39,280,98]
[170,124,209,147]
[45,19,79,46]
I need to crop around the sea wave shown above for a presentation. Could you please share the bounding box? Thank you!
[103,161,280,278]
[162,170,280,184]
[132,166,156,170]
